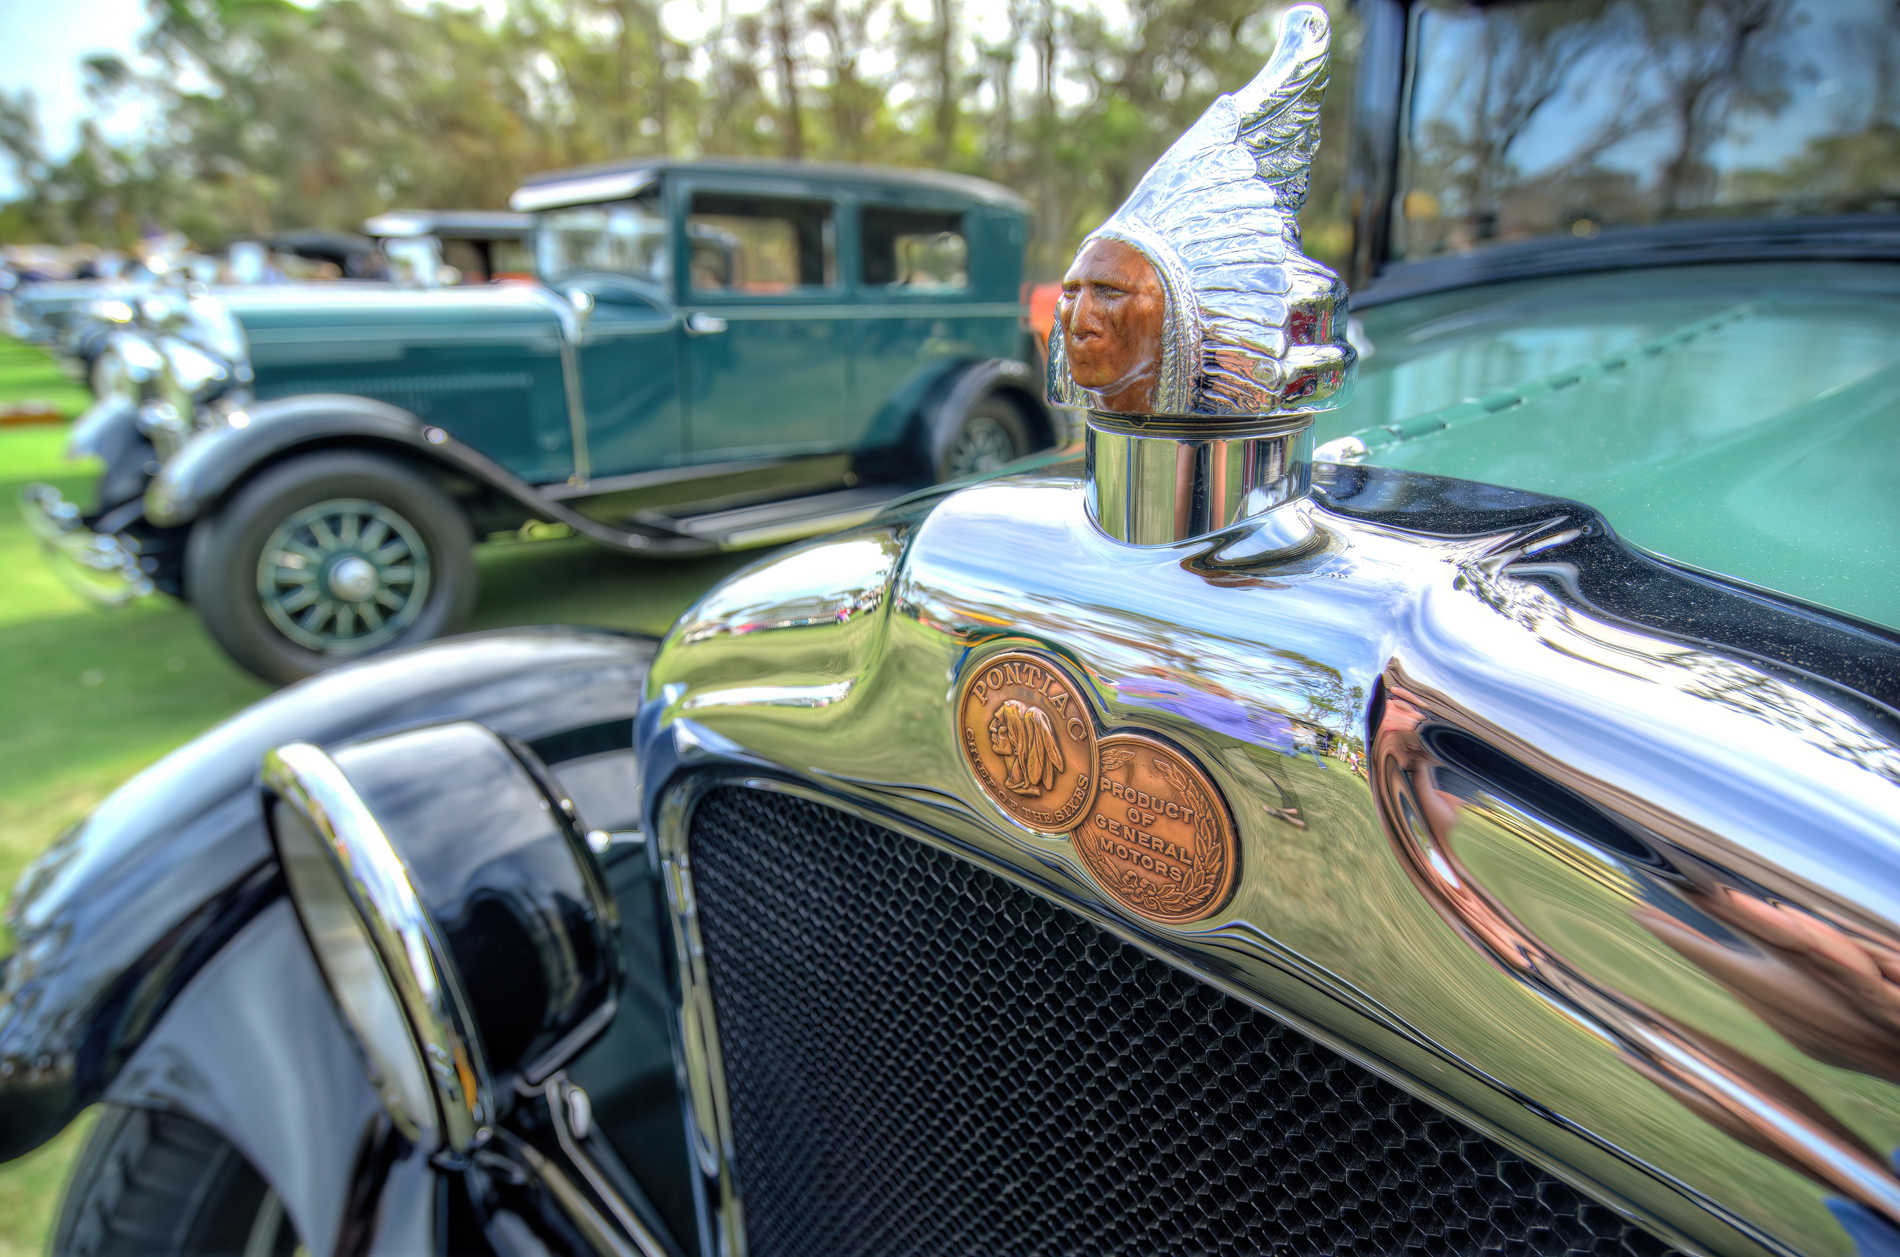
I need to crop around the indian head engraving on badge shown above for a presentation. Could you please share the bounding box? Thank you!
[1046,3,1355,421]
[1076,733,1239,924]
[958,650,1099,832]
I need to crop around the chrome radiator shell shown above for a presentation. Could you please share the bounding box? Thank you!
[639,461,1900,1257]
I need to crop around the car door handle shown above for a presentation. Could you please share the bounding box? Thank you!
[686,313,727,337]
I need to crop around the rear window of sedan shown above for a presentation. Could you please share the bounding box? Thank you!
[860,207,967,292]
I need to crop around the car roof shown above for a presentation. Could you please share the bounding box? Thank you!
[511,155,1028,214]
[363,210,536,240]
[259,228,377,258]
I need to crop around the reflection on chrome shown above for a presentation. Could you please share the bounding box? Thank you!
[1371,671,1900,1229]
[1395,0,1900,260]
[1085,424,1317,548]
[643,462,1900,1255]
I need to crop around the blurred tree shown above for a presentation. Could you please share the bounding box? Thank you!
[0,0,1357,275]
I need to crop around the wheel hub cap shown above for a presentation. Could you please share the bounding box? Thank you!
[257,498,432,654]
[327,555,378,602]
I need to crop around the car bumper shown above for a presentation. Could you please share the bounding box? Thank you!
[20,483,156,605]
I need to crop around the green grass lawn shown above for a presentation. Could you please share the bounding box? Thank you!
[0,337,91,418]
[0,342,753,1255]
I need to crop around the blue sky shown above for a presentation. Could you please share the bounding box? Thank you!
[0,0,154,197]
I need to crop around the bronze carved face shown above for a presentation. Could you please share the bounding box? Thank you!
[1056,238,1165,415]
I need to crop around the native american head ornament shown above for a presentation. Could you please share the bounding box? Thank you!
[1048,4,1354,424]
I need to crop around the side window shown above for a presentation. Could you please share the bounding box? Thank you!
[861,207,967,292]
[687,193,836,294]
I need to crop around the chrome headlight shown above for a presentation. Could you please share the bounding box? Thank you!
[157,335,230,404]
[88,347,134,408]
[137,289,186,327]
[263,723,621,1155]
[182,292,247,366]
[136,400,191,460]
[107,330,164,384]
[86,297,136,327]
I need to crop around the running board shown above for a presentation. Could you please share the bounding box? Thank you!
[658,485,914,550]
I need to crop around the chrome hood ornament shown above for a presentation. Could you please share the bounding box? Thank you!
[1052,4,1356,545]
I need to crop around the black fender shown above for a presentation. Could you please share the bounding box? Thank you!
[143,393,709,553]
[103,898,429,1257]
[0,627,655,1165]
[920,358,1054,473]
[66,396,153,516]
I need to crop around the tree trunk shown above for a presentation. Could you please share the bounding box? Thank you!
[775,0,804,159]
[932,0,957,163]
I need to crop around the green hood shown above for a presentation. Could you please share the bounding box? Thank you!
[1319,261,1900,632]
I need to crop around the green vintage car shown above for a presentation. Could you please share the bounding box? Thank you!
[24,159,1052,681]
[1312,0,1900,638]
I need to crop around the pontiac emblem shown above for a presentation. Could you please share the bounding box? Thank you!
[958,650,1099,832]
[1076,733,1238,924]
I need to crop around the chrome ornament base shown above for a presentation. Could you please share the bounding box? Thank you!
[1085,418,1315,547]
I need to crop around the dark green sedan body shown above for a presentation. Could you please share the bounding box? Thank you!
[231,160,1038,496]
[27,158,1055,682]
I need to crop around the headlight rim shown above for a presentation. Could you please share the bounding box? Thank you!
[262,741,495,1157]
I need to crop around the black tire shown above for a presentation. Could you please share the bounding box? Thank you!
[53,1106,297,1257]
[936,395,1031,481]
[186,450,477,685]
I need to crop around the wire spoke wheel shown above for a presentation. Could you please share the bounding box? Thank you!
[946,414,1017,478]
[257,498,431,653]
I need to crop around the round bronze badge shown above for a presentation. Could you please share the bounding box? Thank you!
[958,650,1099,832]
[1076,733,1239,924]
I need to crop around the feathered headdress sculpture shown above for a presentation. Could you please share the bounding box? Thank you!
[1048,4,1355,421]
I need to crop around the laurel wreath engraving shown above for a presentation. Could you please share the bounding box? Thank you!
[1092,751,1224,918]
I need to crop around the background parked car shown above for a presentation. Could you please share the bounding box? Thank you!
[24,158,1054,682]
[361,208,537,285]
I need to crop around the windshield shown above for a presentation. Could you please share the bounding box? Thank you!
[1396,0,1900,261]
[536,195,670,284]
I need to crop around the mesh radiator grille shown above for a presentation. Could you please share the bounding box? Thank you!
[687,786,1680,1257]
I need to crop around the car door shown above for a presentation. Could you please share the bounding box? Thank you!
[675,182,852,462]
[533,199,685,482]
[850,200,1027,450]
[849,201,971,447]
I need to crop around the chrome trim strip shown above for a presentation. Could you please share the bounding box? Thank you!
[512,170,658,212]
[262,742,493,1156]
[245,324,563,345]
[520,999,618,1087]
[560,328,590,486]
[656,775,748,1257]
[582,322,680,339]
[509,1133,645,1257]
[535,457,810,502]
[544,1075,674,1257]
